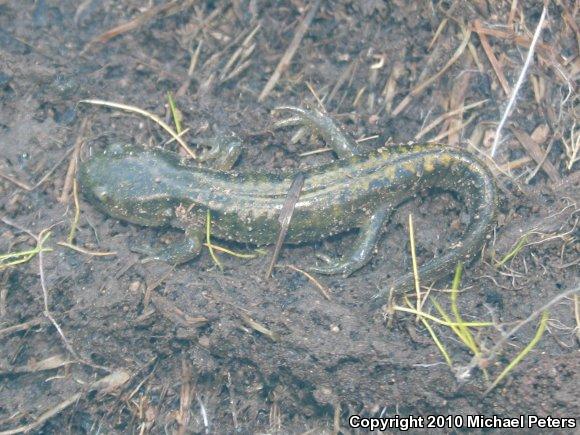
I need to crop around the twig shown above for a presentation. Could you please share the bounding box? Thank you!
[258,0,322,101]
[0,395,83,435]
[491,4,548,157]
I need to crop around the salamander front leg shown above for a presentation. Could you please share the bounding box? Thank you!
[196,132,242,170]
[138,228,202,264]
[308,205,391,276]
[273,106,364,158]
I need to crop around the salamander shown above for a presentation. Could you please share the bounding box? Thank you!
[79,107,496,298]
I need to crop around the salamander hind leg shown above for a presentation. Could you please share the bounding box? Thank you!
[308,205,391,276]
[273,106,364,158]
[137,228,202,264]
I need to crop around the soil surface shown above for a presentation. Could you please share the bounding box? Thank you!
[1,1,578,433]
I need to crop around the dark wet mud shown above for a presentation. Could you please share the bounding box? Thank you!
[1,1,578,433]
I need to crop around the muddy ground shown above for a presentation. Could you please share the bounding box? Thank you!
[0,1,578,433]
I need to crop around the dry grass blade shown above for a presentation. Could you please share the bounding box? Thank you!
[446,60,473,146]
[206,210,223,271]
[298,147,332,157]
[151,295,209,328]
[167,92,183,134]
[392,30,471,116]
[499,156,533,172]
[0,317,46,339]
[57,242,117,257]
[429,113,478,143]
[79,99,197,159]
[484,311,550,395]
[473,19,511,95]
[66,179,80,243]
[177,357,192,435]
[428,17,448,50]
[220,24,261,82]
[468,23,565,65]
[0,355,71,375]
[201,243,259,259]
[391,304,492,327]
[382,61,404,114]
[240,312,280,342]
[266,173,305,278]
[283,264,332,301]
[510,126,560,183]
[86,0,190,46]
[259,0,322,101]
[414,99,487,140]
[59,118,87,203]
[461,285,580,380]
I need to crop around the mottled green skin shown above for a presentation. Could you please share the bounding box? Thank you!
[79,107,497,295]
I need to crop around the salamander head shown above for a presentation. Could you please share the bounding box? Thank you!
[78,144,174,226]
